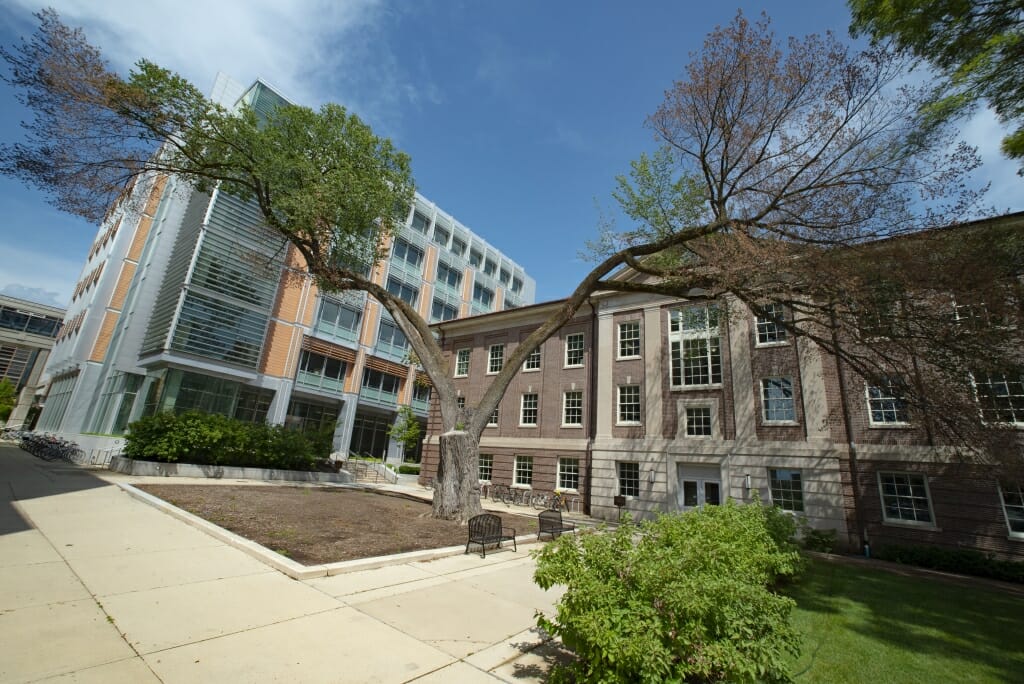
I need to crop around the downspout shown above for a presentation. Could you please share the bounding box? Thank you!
[585,297,598,515]
[830,309,867,553]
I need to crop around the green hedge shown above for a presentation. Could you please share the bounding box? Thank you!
[874,543,1024,584]
[398,464,421,475]
[124,411,322,471]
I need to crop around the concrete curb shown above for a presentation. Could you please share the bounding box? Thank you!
[110,456,353,484]
[118,482,542,581]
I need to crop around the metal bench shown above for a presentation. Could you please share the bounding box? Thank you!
[537,509,576,540]
[465,513,517,558]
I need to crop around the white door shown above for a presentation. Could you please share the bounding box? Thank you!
[676,464,721,510]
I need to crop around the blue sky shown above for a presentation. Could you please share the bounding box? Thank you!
[0,1,1019,308]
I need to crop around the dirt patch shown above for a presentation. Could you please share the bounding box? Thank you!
[137,484,537,565]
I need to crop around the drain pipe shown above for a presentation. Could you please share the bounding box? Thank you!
[584,296,598,516]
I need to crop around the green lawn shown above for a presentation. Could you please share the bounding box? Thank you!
[786,559,1024,683]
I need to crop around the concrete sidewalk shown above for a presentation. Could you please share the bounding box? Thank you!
[0,445,569,683]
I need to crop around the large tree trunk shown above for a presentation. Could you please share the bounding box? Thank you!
[432,430,483,522]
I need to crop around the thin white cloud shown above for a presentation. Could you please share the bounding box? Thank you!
[2,0,428,133]
[0,245,83,306]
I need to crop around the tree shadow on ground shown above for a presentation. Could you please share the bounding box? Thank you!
[788,558,1024,682]
[508,634,577,681]
[0,444,112,536]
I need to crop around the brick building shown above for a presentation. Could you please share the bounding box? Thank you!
[421,214,1024,561]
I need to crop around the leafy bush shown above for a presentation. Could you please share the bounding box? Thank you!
[874,544,1024,584]
[533,502,805,684]
[124,411,321,471]
[800,523,838,554]
[398,464,420,475]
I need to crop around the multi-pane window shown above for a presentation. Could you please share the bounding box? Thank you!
[761,377,796,423]
[392,238,424,268]
[669,304,722,387]
[867,378,909,425]
[514,455,533,486]
[974,371,1024,424]
[999,483,1024,535]
[436,261,462,289]
[756,303,788,345]
[488,405,499,426]
[296,351,347,391]
[769,469,804,512]
[484,259,497,276]
[521,393,539,426]
[618,462,640,497]
[456,396,466,408]
[878,472,933,524]
[433,223,450,247]
[410,211,430,233]
[487,344,504,374]
[451,236,467,257]
[377,319,408,352]
[565,333,585,367]
[361,369,401,396]
[431,299,458,322]
[558,458,580,491]
[618,321,641,358]
[455,349,471,377]
[617,385,641,424]
[316,299,361,338]
[523,347,541,371]
[563,391,583,426]
[473,283,494,307]
[500,268,511,285]
[478,454,493,482]
[469,249,483,267]
[685,407,712,437]
[412,384,431,404]
[386,277,419,306]
[512,277,523,293]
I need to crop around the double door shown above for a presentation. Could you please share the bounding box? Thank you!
[676,464,721,510]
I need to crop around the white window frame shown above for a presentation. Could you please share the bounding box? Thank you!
[562,390,583,427]
[877,471,936,527]
[755,303,788,346]
[523,346,541,372]
[668,304,723,388]
[618,461,640,497]
[520,393,539,427]
[972,371,1024,426]
[617,321,641,359]
[768,468,805,513]
[514,455,533,487]
[487,405,499,427]
[478,454,493,483]
[557,457,580,492]
[684,405,713,438]
[761,377,797,424]
[616,384,642,425]
[564,332,585,368]
[454,348,471,377]
[866,379,910,426]
[998,482,1024,538]
[487,344,504,374]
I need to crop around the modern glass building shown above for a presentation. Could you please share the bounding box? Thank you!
[35,77,535,459]
[0,294,64,429]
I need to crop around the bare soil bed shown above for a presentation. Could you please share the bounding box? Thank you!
[138,484,536,565]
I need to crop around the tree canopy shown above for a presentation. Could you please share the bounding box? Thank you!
[849,0,1024,170]
[2,10,1014,518]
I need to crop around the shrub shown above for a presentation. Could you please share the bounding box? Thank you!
[533,502,805,684]
[123,411,320,471]
[800,523,838,554]
[874,544,1024,584]
[398,464,421,475]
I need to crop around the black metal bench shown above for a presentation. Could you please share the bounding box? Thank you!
[537,509,576,540]
[465,513,516,557]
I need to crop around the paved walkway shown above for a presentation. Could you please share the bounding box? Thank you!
[0,445,569,683]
